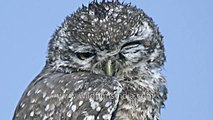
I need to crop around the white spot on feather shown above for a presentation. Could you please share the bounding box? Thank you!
[71,105,76,112]
[96,106,101,111]
[45,104,50,111]
[20,102,25,108]
[88,87,92,91]
[83,115,95,120]
[105,102,112,107]
[30,111,34,117]
[27,90,31,96]
[51,90,55,94]
[67,111,72,117]
[31,99,36,103]
[89,98,100,110]
[35,89,41,94]
[79,101,83,106]
[102,114,111,119]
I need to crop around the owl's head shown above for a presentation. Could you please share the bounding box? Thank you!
[47,0,165,79]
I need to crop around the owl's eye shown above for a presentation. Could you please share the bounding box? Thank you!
[121,41,142,49]
[120,41,144,63]
[76,52,95,60]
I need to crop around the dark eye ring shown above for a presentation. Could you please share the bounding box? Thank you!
[76,52,95,60]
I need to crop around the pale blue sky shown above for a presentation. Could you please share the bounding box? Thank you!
[0,0,212,120]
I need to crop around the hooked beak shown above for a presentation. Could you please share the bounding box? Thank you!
[105,60,114,76]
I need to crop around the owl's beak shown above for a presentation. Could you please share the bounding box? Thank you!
[105,60,113,76]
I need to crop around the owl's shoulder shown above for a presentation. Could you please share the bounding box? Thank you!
[13,72,122,119]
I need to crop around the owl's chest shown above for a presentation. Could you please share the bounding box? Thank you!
[114,80,161,120]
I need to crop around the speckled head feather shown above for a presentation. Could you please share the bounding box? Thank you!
[48,0,165,73]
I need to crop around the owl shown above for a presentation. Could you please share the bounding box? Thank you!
[13,0,167,120]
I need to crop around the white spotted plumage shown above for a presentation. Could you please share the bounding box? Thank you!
[13,0,167,120]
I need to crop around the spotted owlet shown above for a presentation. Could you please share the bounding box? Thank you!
[13,0,167,120]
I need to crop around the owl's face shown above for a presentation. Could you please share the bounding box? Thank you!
[47,1,165,79]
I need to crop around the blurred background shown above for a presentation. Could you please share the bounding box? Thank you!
[0,0,212,119]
